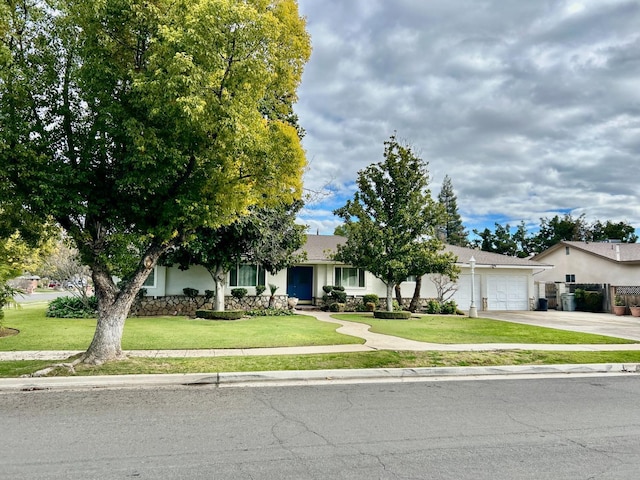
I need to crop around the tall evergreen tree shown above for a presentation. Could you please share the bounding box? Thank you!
[437,175,469,246]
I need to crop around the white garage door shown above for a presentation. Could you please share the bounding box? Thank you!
[487,275,529,310]
[453,274,481,310]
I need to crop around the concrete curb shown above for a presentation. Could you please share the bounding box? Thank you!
[2,363,639,392]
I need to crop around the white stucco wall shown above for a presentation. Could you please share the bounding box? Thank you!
[535,247,639,285]
[150,263,536,311]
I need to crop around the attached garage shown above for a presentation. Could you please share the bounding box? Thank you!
[445,245,553,312]
[486,275,529,310]
[452,274,481,310]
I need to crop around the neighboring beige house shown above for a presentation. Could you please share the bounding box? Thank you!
[142,235,552,312]
[532,241,640,285]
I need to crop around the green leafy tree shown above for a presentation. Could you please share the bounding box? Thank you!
[1,0,310,363]
[472,221,533,258]
[333,224,348,237]
[0,238,22,326]
[589,220,638,243]
[529,214,589,252]
[163,202,306,311]
[333,135,455,312]
[437,175,468,246]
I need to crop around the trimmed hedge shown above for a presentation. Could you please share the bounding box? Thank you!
[373,311,411,320]
[195,309,244,320]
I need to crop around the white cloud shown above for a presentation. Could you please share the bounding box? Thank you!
[296,0,640,235]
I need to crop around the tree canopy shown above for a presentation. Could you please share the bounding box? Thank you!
[0,0,310,363]
[473,214,638,257]
[333,135,456,312]
[163,201,306,311]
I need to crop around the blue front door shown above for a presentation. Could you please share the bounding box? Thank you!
[287,266,313,301]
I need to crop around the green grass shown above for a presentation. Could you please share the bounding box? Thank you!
[333,313,638,344]
[0,304,363,351]
[3,350,640,378]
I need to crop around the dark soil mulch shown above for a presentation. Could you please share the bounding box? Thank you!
[0,327,19,338]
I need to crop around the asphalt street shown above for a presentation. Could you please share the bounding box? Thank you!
[2,376,640,479]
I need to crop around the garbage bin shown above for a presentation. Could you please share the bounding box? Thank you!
[561,293,576,312]
[538,298,548,311]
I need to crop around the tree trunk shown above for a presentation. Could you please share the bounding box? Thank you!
[81,269,137,365]
[395,283,403,309]
[81,245,167,365]
[386,283,394,312]
[408,276,422,313]
[82,295,131,364]
[213,265,226,311]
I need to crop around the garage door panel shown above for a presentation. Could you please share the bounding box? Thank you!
[453,274,480,310]
[487,275,528,310]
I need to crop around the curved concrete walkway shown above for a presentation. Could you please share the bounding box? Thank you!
[2,310,640,361]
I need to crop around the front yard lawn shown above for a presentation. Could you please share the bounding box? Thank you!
[4,350,640,378]
[0,305,364,351]
[333,313,638,344]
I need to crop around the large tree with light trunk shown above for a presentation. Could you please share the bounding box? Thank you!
[0,0,310,364]
[333,135,457,312]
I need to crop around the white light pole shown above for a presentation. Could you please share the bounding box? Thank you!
[469,256,478,318]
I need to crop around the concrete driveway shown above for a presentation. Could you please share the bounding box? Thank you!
[480,309,640,342]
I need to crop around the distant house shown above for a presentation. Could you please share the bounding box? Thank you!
[142,235,552,312]
[532,241,640,285]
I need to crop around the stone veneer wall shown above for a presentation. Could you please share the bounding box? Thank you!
[132,295,290,317]
[322,296,437,311]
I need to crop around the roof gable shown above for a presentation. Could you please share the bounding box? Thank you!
[533,241,640,264]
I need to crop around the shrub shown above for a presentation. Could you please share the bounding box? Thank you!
[365,301,377,312]
[231,288,248,300]
[321,285,347,308]
[332,290,347,303]
[374,311,411,320]
[195,309,244,320]
[425,299,441,314]
[441,300,458,315]
[392,300,401,311]
[584,291,603,312]
[204,289,215,300]
[362,294,379,306]
[245,308,293,317]
[329,302,345,312]
[183,287,199,298]
[46,295,98,318]
[255,285,266,296]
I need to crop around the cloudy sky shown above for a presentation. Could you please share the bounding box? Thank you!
[293,0,640,238]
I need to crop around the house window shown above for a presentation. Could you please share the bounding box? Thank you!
[335,267,365,288]
[565,274,575,283]
[143,267,156,288]
[230,264,266,287]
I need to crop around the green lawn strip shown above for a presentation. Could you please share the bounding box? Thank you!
[0,305,363,351]
[333,313,638,344]
[3,350,640,378]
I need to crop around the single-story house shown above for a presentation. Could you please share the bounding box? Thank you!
[532,241,640,285]
[141,235,553,312]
